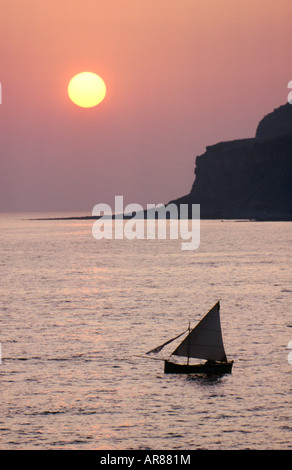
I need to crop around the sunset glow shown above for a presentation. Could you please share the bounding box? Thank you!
[68,72,106,108]
[1,0,292,212]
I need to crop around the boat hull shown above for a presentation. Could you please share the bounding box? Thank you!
[164,360,233,375]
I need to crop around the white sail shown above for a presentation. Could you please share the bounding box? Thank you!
[171,301,227,362]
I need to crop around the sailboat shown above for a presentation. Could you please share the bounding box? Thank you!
[146,301,233,374]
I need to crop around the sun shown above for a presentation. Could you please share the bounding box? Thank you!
[68,72,106,108]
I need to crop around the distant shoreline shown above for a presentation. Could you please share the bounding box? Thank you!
[30,214,292,222]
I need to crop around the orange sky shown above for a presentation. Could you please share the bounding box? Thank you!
[0,0,291,211]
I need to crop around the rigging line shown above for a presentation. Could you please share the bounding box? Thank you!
[134,355,166,361]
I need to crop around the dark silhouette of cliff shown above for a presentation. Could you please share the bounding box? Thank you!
[169,103,292,220]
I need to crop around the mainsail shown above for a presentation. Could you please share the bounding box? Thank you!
[171,301,227,362]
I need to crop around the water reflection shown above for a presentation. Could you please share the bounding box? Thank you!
[185,373,225,385]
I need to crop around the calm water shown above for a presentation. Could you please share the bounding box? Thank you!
[0,214,291,450]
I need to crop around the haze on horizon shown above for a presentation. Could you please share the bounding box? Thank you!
[0,0,291,213]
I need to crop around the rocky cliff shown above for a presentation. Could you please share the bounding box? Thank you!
[169,103,292,220]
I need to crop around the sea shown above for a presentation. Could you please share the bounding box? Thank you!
[0,213,291,450]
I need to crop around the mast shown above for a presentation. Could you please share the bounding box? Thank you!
[187,320,191,365]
